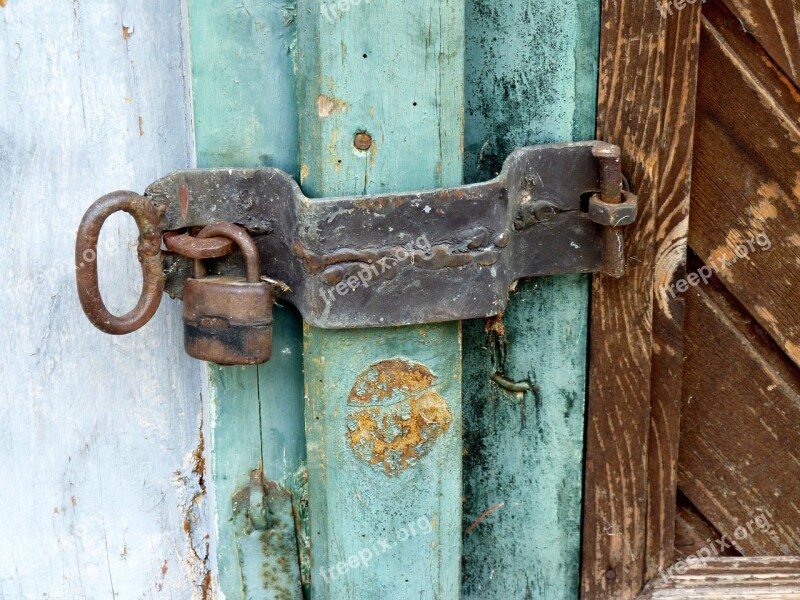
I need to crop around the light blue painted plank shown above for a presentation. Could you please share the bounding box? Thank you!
[462,0,599,598]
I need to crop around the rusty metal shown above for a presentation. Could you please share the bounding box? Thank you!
[76,141,638,345]
[144,141,638,329]
[163,230,235,259]
[183,223,275,365]
[592,143,627,277]
[353,131,373,151]
[75,190,165,334]
[588,190,638,227]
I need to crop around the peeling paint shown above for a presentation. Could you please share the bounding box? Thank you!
[346,359,452,475]
[317,94,348,118]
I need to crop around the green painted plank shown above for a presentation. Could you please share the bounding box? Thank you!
[188,1,305,597]
[462,1,599,598]
[295,0,465,597]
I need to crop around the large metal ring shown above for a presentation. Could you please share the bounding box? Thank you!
[75,191,165,334]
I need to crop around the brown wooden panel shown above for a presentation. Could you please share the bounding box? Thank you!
[679,278,800,555]
[646,2,703,580]
[674,492,741,561]
[639,557,800,599]
[722,0,800,88]
[690,0,800,369]
[582,1,667,597]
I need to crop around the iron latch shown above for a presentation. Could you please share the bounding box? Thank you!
[76,141,637,363]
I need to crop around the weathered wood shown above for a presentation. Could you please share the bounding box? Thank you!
[679,276,800,555]
[646,0,703,580]
[461,0,598,597]
[0,1,209,597]
[187,0,305,596]
[581,0,668,596]
[638,557,800,599]
[689,0,800,370]
[721,0,800,89]
[673,493,740,562]
[296,0,464,597]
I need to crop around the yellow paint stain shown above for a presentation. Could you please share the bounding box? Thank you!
[123,96,133,104]
[346,359,451,476]
[317,95,348,118]
[785,340,800,364]
[300,163,310,185]
[754,305,778,326]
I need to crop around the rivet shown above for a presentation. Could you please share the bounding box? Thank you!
[354,132,373,151]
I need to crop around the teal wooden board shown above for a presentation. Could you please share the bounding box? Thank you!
[462,0,599,598]
[187,0,306,596]
[296,0,465,597]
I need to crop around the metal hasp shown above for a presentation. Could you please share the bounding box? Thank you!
[154,141,636,328]
[76,141,637,338]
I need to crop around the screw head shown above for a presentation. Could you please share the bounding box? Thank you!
[354,132,372,151]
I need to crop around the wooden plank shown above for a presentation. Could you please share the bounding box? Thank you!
[678,275,800,555]
[296,1,464,598]
[674,493,740,562]
[638,557,800,599]
[0,1,210,597]
[581,1,668,596]
[460,1,598,597]
[721,0,800,88]
[689,0,800,370]
[646,0,703,580]
[187,1,305,596]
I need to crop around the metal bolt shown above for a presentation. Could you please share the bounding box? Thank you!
[354,132,372,151]
[605,569,617,581]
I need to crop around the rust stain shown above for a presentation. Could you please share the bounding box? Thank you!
[0,0,7,7]
[161,560,168,576]
[179,180,190,220]
[346,360,451,476]
[71,495,77,507]
[138,115,144,136]
[348,358,435,405]
[122,25,132,40]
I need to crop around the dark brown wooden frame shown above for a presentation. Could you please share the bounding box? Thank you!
[580,1,800,598]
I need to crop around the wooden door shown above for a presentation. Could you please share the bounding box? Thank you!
[581,0,800,597]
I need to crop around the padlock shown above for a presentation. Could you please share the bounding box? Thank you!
[183,223,274,365]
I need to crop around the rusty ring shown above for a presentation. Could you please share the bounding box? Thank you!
[75,191,165,334]
[163,230,236,259]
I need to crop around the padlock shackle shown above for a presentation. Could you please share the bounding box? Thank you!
[194,222,261,283]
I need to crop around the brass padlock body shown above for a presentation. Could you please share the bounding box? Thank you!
[184,276,274,365]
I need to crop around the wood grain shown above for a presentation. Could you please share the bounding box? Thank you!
[187,0,306,595]
[679,277,800,555]
[673,493,740,562]
[645,0,703,581]
[721,0,800,88]
[296,0,465,597]
[0,1,209,597]
[460,0,598,597]
[639,557,800,599]
[689,0,800,371]
[581,1,667,596]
